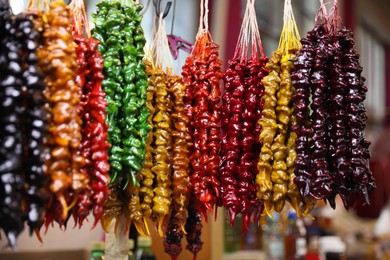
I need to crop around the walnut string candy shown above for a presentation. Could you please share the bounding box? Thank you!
[151,69,173,237]
[291,1,375,209]
[307,25,333,200]
[17,13,47,236]
[138,59,155,233]
[140,62,173,236]
[182,31,223,216]
[325,0,374,208]
[220,59,242,222]
[271,51,296,213]
[0,5,26,247]
[92,0,151,232]
[164,214,184,260]
[72,25,110,227]
[169,75,190,229]
[291,38,315,199]
[256,51,282,215]
[220,0,267,227]
[185,196,204,260]
[32,0,84,228]
[72,33,92,227]
[221,57,268,227]
[101,179,127,232]
[332,28,374,207]
[85,38,110,227]
[163,75,191,259]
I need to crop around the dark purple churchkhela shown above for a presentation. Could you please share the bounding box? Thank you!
[185,199,203,259]
[292,20,374,209]
[308,24,333,200]
[291,37,315,197]
[0,8,25,249]
[0,2,47,248]
[335,28,374,207]
[163,215,184,260]
[17,13,47,236]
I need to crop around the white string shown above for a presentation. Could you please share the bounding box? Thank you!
[197,0,204,38]
[234,0,264,61]
[152,13,173,72]
[204,0,209,32]
[234,0,250,60]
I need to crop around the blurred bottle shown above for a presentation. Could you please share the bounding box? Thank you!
[304,208,321,260]
[136,236,156,260]
[128,239,135,260]
[284,212,307,260]
[89,241,105,260]
[263,213,284,260]
[306,236,320,260]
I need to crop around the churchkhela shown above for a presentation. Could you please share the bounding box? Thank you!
[0,0,375,256]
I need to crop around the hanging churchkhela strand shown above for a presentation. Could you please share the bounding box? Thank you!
[182,0,223,219]
[140,16,175,237]
[138,57,155,235]
[256,0,315,216]
[92,0,151,232]
[18,12,47,238]
[69,0,110,228]
[184,195,204,260]
[27,0,84,230]
[152,14,191,258]
[0,2,29,248]
[163,74,191,260]
[221,0,267,229]
[291,0,375,209]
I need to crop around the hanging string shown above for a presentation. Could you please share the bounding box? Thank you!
[152,13,174,72]
[250,0,264,58]
[197,0,204,39]
[316,0,328,25]
[69,0,91,38]
[278,0,301,53]
[328,0,343,33]
[204,0,209,32]
[27,0,49,11]
[234,0,265,62]
[234,0,250,60]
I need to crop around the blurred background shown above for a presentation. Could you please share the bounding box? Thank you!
[3,0,390,259]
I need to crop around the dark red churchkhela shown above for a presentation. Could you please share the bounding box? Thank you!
[221,0,267,227]
[73,32,110,228]
[291,38,314,198]
[221,57,267,228]
[292,6,375,209]
[308,24,333,200]
[182,32,223,217]
[185,196,203,260]
[331,28,374,207]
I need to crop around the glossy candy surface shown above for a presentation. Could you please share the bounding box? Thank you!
[72,32,110,228]
[92,0,150,231]
[292,16,375,209]
[221,57,267,228]
[182,32,223,217]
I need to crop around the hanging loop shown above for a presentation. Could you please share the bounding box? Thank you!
[153,0,172,19]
